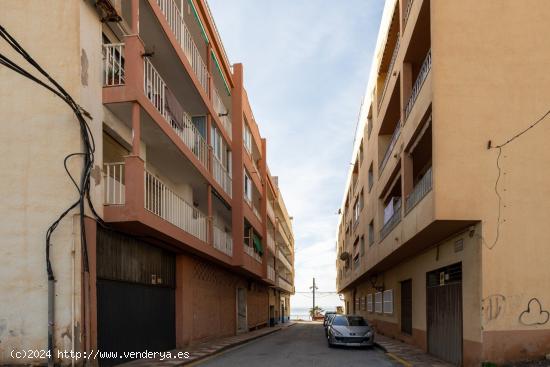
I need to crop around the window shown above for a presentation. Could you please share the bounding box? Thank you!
[367,294,373,312]
[368,163,374,191]
[353,254,359,268]
[368,221,375,245]
[375,292,383,313]
[355,297,360,312]
[244,170,252,204]
[383,289,394,314]
[360,236,365,256]
[359,140,364,164]
[243,121,252,154]
[332,315,348,326]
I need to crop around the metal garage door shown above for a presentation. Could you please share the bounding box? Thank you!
[97,229,176,366]
[426,263,463,366]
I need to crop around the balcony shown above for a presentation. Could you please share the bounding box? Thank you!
[403,0,414,30]
[212,85,232,140]
[380,198,402,241]
[404,49,432,122]
[278,249,292,271]
[405,166,432,214]
[103,43,125,86]
[155,0,210,95]
[244,244,262,263]
[267,199,275,220]
[253,204,262,223]
[378,35,400,109]
[379,121,401,174]
[103,162,125,205]
[144,57,209,169]
[145,169,208,242]
[267,265,276,282]
[212,155,232,197]
[277,276,294,293]
[267,231,276,254]
[213,224,233,256]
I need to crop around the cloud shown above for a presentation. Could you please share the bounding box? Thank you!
[208,0,384,309]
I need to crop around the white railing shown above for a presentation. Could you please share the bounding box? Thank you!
[380,198,402,240]
[404,49,432,121]
[212,155,232,197]
[379,121,401,173]
[405,166,432,213]
[103,162,125,204]
[378,35,400,108]
[267,232,276,254]
[213,86,232,140]
[102,43,125,86]
[278,276,293,293]
[144,170,207,241]
[267,265,275,282]
[267,199,275,220]
[213,224,233,256]
[244,245,262,263]
[144,58,209,168]
[278,250,292,271]
[156,0,210,94]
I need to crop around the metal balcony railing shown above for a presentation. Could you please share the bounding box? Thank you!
[156,0,210,95]
[212,155,232,197]
[213,224,233,256]
[380,198,402,241]
[404,49,432,121]
[378,35,400,108]
[145,170,208,241]
[213,86,232,140]
[379,121,401,174]
[405,167,433,214]
[144,58,208,168]
[103,162,125,204]
[244,244,262,263]
[102,43,125,86]
[403,0,414,30]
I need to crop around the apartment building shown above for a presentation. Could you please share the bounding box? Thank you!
[336,0,550,366]
[0,0,294,365]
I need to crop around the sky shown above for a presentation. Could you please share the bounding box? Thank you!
[208,0,385,310]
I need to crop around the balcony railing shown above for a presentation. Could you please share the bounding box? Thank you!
[379,121,401,174]
[267,231,276,254]
[403,0,414,30]
[103,162,125,204]
[380,198,402,241]
[278,250,292,271]
[278,276,293,293]
[212,155,232,197]
[145,170,208,241]
[213,224,233,256]
[102,43,125,86]
[156,0,210,95]
[213,86,232,140]
[267,265,276,282]
[144,57,209,168]
[244,245,262,263]
[378,35,400,108]
[404,49,432,122]
[405,166,433,214]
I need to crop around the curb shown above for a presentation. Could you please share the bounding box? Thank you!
[374,342,388,353]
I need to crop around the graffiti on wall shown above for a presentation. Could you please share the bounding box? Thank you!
[519,298,550,326]
[482,294,506,323]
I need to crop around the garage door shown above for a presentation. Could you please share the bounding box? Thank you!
[426,262,463,366]
[97,229,176,366]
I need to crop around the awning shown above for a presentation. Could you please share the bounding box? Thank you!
[253,234,263,257]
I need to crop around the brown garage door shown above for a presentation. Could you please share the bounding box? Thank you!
[426,263,463,366]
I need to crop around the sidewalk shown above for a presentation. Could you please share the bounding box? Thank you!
[375,334,453,367]
[121,322,296,366]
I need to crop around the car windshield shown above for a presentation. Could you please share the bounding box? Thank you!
[331,316,348,326]
[347,316,367,326]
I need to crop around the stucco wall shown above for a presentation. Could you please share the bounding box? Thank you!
[0,1,103,364]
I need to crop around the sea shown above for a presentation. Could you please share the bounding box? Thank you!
[290,306,340,321]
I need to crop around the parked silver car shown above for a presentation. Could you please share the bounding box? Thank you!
[326,315,374,347]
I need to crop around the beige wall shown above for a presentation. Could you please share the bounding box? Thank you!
[0,1,103,363]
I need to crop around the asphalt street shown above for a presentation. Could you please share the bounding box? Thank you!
[197,322,400,367]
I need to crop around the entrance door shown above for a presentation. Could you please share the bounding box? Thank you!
[237,288,247,333]
[427,263,463,365]
[401,279,412,335]
[96,229,175,366]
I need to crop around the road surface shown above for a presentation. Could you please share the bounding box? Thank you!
[197,322,400,367]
